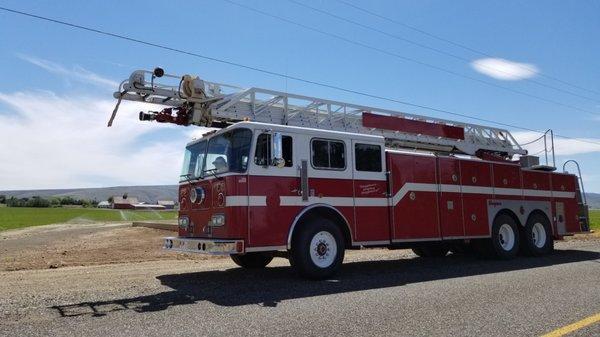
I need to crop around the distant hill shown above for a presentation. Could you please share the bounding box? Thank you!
[586,193,600,209]
[1,185,599,208]
[0,185,178,203]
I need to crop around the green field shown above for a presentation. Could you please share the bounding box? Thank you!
[590,209,599,231]
[0,207,177,231]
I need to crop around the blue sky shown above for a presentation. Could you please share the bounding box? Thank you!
[0,0,599,191]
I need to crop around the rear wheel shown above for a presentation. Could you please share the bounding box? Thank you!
[412,243,449,257]
[488,213,520,259]
[290,218,345,280]
[521,213,554,256]
[230,252,273,269]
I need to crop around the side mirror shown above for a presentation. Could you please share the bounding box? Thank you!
[271,132,285,168]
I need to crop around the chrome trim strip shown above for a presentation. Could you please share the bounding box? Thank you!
[352,240,390,246]
[442,235,491,240]
[391,237,442,243]
[245,245,287,252]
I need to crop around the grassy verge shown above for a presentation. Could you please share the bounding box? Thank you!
[0,207,177,231]
[589,209,599,231]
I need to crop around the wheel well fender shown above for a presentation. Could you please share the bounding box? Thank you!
[487,201,553,233]
[286,204,352,250]
[494,209,522,227]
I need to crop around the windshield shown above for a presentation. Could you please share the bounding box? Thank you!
[180,128,252,181]
[203,128,252,175]
[181,140,207,180]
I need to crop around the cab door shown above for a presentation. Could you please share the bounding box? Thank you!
[352,140,390,243]
[247,131,298,247]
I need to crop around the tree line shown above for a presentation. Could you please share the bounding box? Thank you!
[0,195,97,208]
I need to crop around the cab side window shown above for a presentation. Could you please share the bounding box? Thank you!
[254,133,293,167]
[311,139,346,170]
[355,143,382,172]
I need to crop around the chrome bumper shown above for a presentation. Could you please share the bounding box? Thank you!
[163,237,244,255]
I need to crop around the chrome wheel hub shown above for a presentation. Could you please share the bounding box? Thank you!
[498,224,515,251]
[310,231,337,268]
[531,222,547,248]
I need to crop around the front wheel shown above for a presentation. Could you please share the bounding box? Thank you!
[290,219,345,280]
[230,252,273,269]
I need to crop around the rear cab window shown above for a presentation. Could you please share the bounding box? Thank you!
[355,143,382,172]
[311,138,346,170]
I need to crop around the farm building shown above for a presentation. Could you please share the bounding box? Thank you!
[97,201,110,208]
[111,195,139,209]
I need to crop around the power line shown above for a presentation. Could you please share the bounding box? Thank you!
[519,133,546,146]
[223,0,600,117]
[1,5,600,149]
[288,0,600,105]
[336,0,600,97]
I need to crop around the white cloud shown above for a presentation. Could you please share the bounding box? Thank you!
[17,54,119,89]
[512,131,600,157]
[0,90,195,190]
[471,58,538,81]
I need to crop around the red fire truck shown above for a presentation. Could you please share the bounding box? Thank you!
[111,68,590,279]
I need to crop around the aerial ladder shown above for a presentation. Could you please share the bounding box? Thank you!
[109,68,526,159]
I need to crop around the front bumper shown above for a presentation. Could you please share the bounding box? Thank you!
[163,237,244,255]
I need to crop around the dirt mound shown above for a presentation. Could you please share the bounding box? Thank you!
[0,223,219,271]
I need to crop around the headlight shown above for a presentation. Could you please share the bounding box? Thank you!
[178,217,189,230]
[210,214,225,227]
[190,187,205,204]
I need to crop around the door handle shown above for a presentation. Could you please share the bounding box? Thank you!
[300,160,309,201]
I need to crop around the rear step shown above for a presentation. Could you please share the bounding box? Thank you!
[579,205,590,232]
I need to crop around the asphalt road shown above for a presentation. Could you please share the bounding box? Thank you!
[1,239,599,337]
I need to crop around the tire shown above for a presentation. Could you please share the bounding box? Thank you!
[289,218,345,280]
[488,213,520,259]
[521,213,554,256]
[412,243,449,257]
[230,252,273,269]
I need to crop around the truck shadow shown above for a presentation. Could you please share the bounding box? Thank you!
[51,249,600,317]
